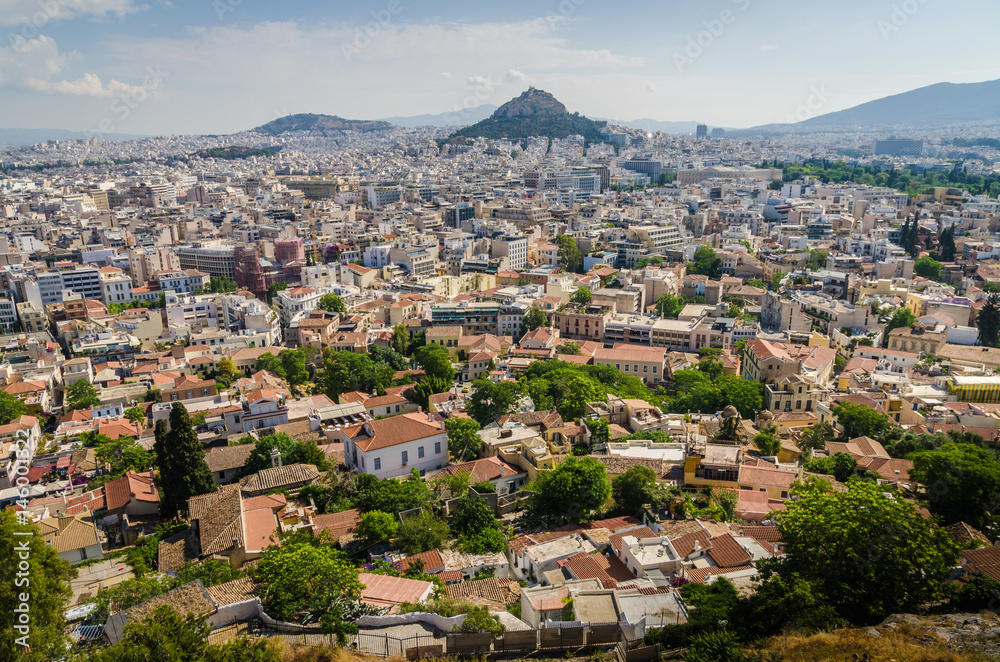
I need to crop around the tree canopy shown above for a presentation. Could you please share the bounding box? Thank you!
[528,456,611,525]
[65,379,102,411]
[688,246,721,279]
[466,379,524,427]
[832,402,892,440]
[445,417,483,463]
[155,405,216,518]
[909,442,1000,530]
[612,465,657,517]
[316,293,346,313]
[766,480,959,624]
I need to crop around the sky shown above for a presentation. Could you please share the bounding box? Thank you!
[0,0,998,136]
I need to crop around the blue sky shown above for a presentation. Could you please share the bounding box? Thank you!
[0,0,998,135]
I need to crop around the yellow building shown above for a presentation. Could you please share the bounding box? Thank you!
[947,376,1000,404]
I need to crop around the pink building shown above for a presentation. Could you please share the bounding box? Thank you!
[274,236,305,263]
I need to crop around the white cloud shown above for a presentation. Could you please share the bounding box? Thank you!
[0,35,150,97]
[646,83,657,92]
[506,69,528,83]
[440,71,452,79]
[0,0,143,28]
[466,75,491,87]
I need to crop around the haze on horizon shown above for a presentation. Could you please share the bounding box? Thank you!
[0,0,997,136]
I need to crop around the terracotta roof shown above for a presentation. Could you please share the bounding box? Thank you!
[345,412,443,452]
[204,444,255,473]
[395,549,445,574]
[963,546,1000,582]
[206,577,259,606]
[238,464,319,494]
[358,572,433,607]
[686,563,754,584]
[739,525,782,544]
[104,471,158,511]
[609,527,657,554]
[707,533,753,568]
[671,529,712,558]
[737,464,799,490]
[446,577,519,606]
[39,512,99,553]
[311,509,361,541]
[946,522,991,549]
[564,551,634,588]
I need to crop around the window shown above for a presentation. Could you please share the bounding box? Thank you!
[386,407,391,414]
[418,446,424,459]
[796,400,802,410]
[395,405,400,413]
[401,451,408,465]
[643,365,648,373]
[373,458,380,471]
[653,366,658,374]
[202,388,209,396]
[434,442,441,455]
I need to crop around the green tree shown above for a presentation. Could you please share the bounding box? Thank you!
[529,456,611,525]
[158,403,216,518]
[0,389,26,425]
[939,225,957,262]
[357,511,399,545]
[466,379,523,427]
[914,256,942,281]
[396,510,451,554]
[354,471,433,513]
[521,306,549,335]
[765,480,960,624]
[143,388,162,403]
[412,344,456,382]
[317,350,394,398]
[254,352,285,377]
[392,324,410,356]
[753,427,781,457]
[689,245,721,279]
[368,344,408,371]
[266,281,288,303]
[804,452,858,482]
[241,433,328,475]
[586,417,610,444]
[797,421,835,453]
[455,606,504,635]
[654,293,686,319]
[95,436,155,477]
[612,465,657,516]
[452,495,504,552]
[716,375,762,419]
[279,349,309,386]
[832,402,891,440]
[252,536,363,624]
[316,293,346,313]
[1,510,72,662]
[555,234,583,273]
[124,404,147,429]
[445,417,483,462]
[570,286,592,305]
[910,443,1000,529]
[412,375,450,410]
[556,341,582,355]
[978,294,1000,347]
[65,379,102,411]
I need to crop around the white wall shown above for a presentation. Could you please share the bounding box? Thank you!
[353,432,448,479]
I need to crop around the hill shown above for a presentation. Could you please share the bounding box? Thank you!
[189,145,282,160]
[748,78,1000,132]
[254,114,393,135]
[447,88,608,143]
[380,104,497,127]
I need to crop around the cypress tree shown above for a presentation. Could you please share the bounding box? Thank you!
[153,419,174,517]
[161,403,215,518]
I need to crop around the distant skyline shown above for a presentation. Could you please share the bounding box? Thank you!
[0,0,998,136]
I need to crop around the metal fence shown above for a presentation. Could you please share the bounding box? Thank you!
[347,631,440,659]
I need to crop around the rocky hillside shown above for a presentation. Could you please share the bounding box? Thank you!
[254,114,392,135]
[492,88,568,118]
[447,88,607,143]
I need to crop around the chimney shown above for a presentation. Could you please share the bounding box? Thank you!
[427,411,434,421]
[270,448,282,468]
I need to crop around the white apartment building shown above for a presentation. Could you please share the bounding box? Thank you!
[241,390,289,433]
[99,268,134,305]
[274,287,328,326]
[338,412,448,479]
[164,292,219,331]
[156,269,210,294]
[491,235,529,271]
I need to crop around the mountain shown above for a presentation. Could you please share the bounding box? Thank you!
[380,105,498,128]
[748,78,1000,133]
[0,128,145,145]
[447,88,608,143]
[254,113,393,135]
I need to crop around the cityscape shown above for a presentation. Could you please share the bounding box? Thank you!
[5,2,1000,661]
